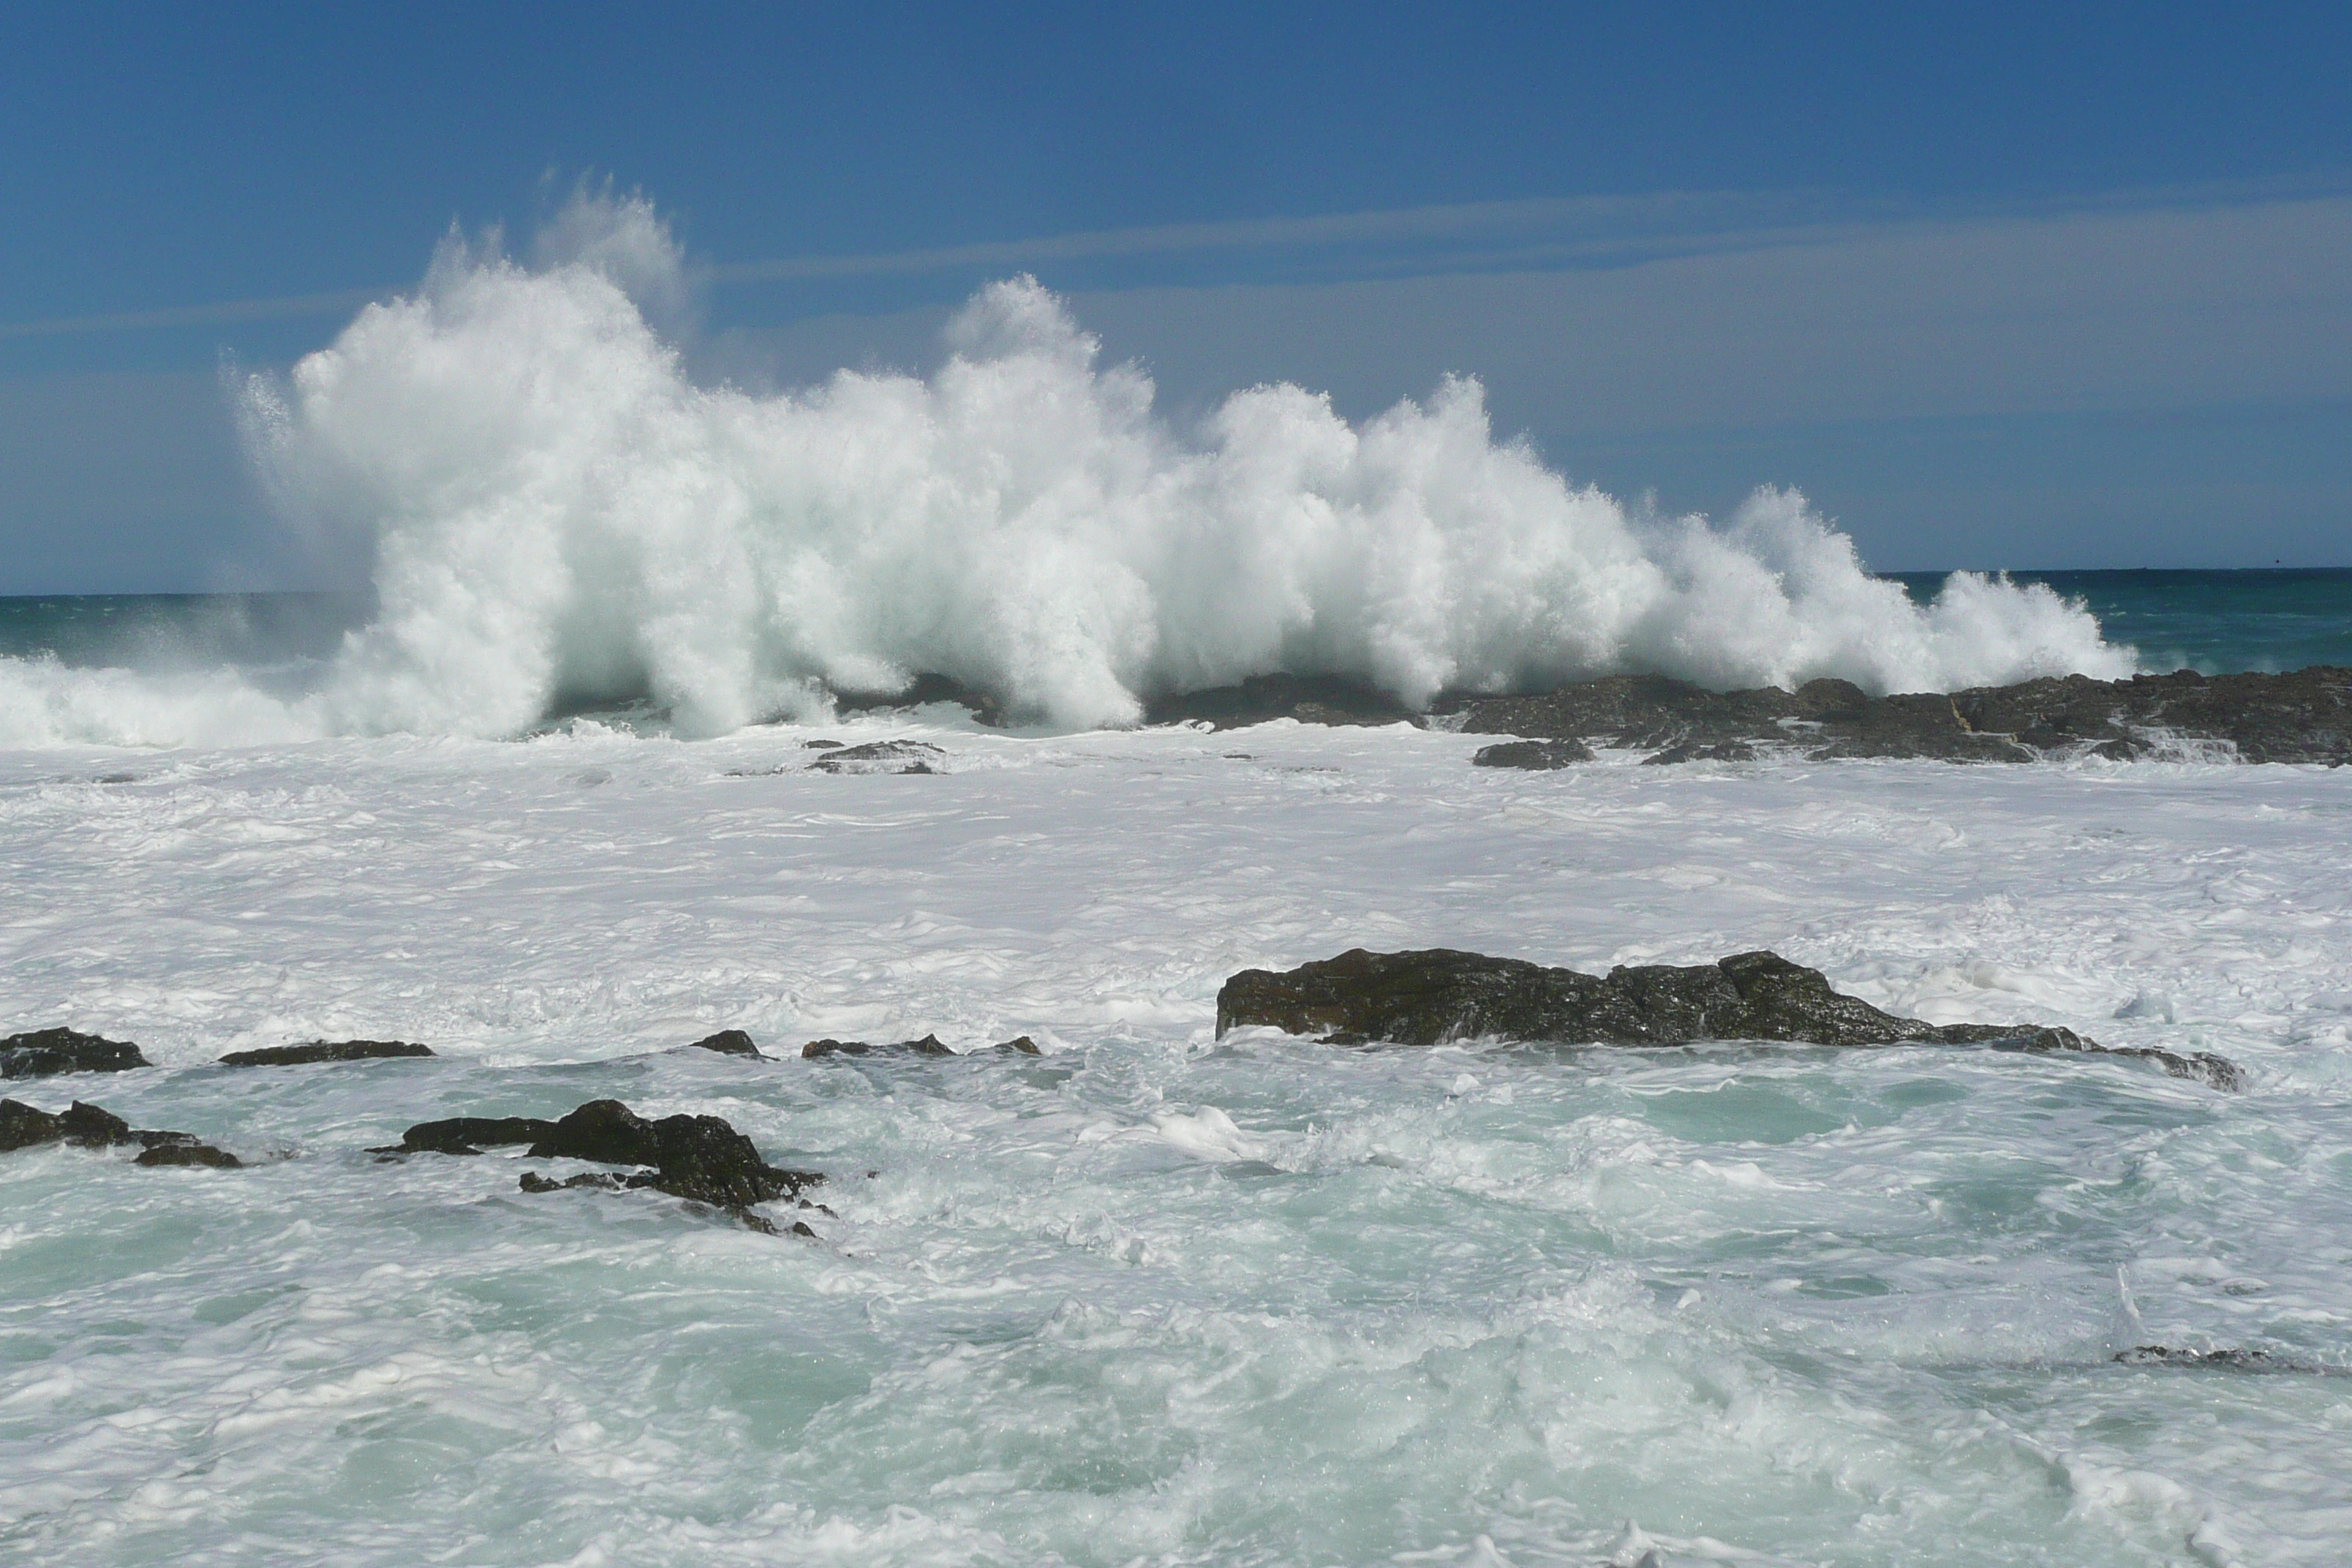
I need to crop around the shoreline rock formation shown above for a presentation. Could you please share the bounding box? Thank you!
[2,1028,150,1079]
[1,1097,241,1166]
[218,1040,434,1067]
[1217,948,2243,1090]
[1142,666,2351,764]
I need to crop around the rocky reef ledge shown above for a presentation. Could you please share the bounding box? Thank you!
[1218,948,2242,1090]
[1146,667,2351,764]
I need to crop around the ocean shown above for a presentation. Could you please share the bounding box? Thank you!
[4,211,2351,1567]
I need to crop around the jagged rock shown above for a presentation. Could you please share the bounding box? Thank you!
[2,1027,149,1079]
[1216,948,2242,1090]
[812,739,946,775]
[523,1098,824,1209]
[376,1115,557,1156]
[685,1029,764,1058]
[834,672,1003,725]
[2,1097,231,1162]
[218,1039,434,1067]
[135,1142,243,1169]
[802,1034,957,1058]
[519,1170,623,1193]
[1472,738,1594,769]
[1145,674,1415,730]
[993,1036,1043,1055]
[1433,666,2352,765]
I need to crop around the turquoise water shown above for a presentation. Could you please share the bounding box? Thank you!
[1888,568,2352,675]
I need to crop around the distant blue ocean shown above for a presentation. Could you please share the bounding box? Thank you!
[3,570,2344,683]
[1888,568,2352,676]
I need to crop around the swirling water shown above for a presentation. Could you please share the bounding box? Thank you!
[4,717,2348,1567]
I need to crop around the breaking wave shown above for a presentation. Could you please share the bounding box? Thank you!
[1,195,2133,748]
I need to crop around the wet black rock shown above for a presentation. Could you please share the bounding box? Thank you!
[519,1170,624,1193]
[2,1096,235,1164]
[2,1027,150,1079]
[1216,948,2242,1090]
[688,1029,764,1058]
[1433,666,2352,765]
[524,1098,825,1210]
[802,1034,957,1058]
[812,739,946,775]
[993,1036,1043,1055]
[802,739,844,749]
[834,672,1004,725]
[377,1115,558,1156]
[1145,674,1416,731]
[1471,738,1595,769]
[135,1141,244,1169]
[218,1039,434,1068]
[1641,740,1760,766]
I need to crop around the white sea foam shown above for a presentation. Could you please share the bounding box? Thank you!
[0,195,2132,749]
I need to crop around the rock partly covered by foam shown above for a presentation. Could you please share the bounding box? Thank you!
[812,739,946,775]
[2,1028,150,1079]
[1,1097,241,1166]
[1216,948,2243,1090]
[385,1098,824,1231]
[218,1039,434,1067]
[802,1034,1041,1058]
[1436,667,2352,765]
[1471,738,1595,769]
[1146,674,1417,731]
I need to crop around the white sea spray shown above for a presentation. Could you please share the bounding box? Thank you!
[0,195,2131,748]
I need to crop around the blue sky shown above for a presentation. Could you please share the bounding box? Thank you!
[3,1,2348,589]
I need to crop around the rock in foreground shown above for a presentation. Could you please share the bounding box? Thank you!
[812,739,946,775]
[386,1098,824,1231]
[2,1028,150,1079]
[218,1039,434,1067]
[1,1097,240,1165]
[1471,739,1595,769]
[1217,948,2242,1090]
[687,1029,765,1058]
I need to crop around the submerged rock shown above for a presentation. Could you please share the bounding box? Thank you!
[812,739,946,775]
[687,1028,764,1058]
[1,1096,238,1165]
[1216,948,2242,1090]
[1471,738,1594,769]
[1,1028,150,1079]
[802,1034,1041,1058]
[2114,1345,2345,1375]
[218,1039,434,1067]
[375,1115,557,1156]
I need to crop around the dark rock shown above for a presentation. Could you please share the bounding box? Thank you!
[1643,740,1760,765]
[377,1115,557,1156]
[834,672,1003,725]
[1436,666,2352,765]
[687,1028,764,1058]
[812,739,946,775]
[1,1027,149,1079]
[1472,738,1595,769]
[992,1036,1043,1055]
[519,1098,825,1211]
[217,1039,434,1068]
[802,739,844,749]
[3,1096,228,1161]
[135,1142,242,1169]
[802,1034,957,1058]
[1145,674,1416,731]
[519,1170,623,1193]
[1216,948,2243,1089]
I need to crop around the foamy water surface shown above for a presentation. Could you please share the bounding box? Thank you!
[4,715,2347,1567]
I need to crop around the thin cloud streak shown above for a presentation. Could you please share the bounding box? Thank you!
[4,176,2345,341]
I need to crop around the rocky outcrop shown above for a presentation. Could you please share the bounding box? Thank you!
[834,672,1003,726]
[802,1034,1042,1058]
[218,1040,434,1067]
[812,739,946,774]
[687,1029,764,1058]
[1471,739,1594,769]
[1,1097,240,1166]
[2114,1346,2345,1375]
[2,1028,149,1079]
[1434,667,2352,765]
[384,1098,825,1232]
[1216,948,2242,1090]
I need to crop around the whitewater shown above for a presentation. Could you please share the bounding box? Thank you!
[6,197,2349,1567]
[2,195,2126,750]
